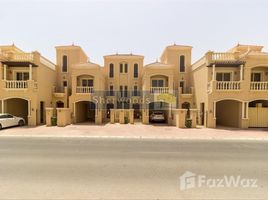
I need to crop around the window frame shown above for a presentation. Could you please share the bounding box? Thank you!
[62,55,68,73]
[109,63,114,78]
[216,72,233,81]
[179,55,186,73]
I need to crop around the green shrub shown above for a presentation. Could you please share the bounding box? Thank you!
[124,117,129,124]
[185,118,192,128]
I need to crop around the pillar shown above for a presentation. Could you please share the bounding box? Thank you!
[3,64,7,81]
[175,109,187,128]
[110,109,115,124]
[240,64,244,81]
[1,99,4,113]
[190,109,198,128]
[45,108,54,126]
[119,109,124,124]
[212,64,216,81]
[29,64,32,80]
[129,109,134,124]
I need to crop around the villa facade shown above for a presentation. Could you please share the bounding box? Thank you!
[1,43,268,128]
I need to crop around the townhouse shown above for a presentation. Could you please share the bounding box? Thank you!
[0,45,56,126]
[1,43,268,128]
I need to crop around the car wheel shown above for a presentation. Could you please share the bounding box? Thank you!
[18,120,25,126]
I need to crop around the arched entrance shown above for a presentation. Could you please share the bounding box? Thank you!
[216,99,242,128]
[56,101,64,108]
[4,98,29,124]
[149,101,169,123]
[75,101,96,123]
[248,100,268,127]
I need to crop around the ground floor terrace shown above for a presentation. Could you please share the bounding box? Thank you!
[200,98,268,128]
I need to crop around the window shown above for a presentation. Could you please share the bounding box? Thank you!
[133,85,139,96]
[120,85,123,97]
[63,81,68,87]
[251,72,261,82]
[124,86,128,97]
[124,63,128,73]
[152,79,164,87]
[82,79,93,87]
[134,64,138,78]
[180,55,185,72]
[16,72,29,81]
[109,85,114,96]
[179,81,185,93]
[120,63,128,73]
[216,72,231,81]
[109,63,114,78]
[120,64,124,73]
[62,55,68,72]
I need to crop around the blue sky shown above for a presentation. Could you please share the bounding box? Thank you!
[0,0,267,65]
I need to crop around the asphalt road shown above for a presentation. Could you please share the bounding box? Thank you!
[0,137,268,200]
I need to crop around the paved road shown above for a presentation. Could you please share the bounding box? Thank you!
[0,137,268,199]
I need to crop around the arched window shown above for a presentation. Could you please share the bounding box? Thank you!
[109,63,114,78]
[134,63,138,78]
[180,55,185,72]
[62,55,68,72]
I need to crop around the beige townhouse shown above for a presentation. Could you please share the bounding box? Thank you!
[192,44,268,128]
[0,45,56,126]
[2,43,268,129]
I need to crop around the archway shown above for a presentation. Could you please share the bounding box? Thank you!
[4,98,28,124]
[106,103,114,118]
[75,101,96,123]
[56,101,64,108]
[216,99,242,128]
[149,101,169,123]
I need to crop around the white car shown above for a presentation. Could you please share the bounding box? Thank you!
[0,113,25,130]
[150,111,166,122]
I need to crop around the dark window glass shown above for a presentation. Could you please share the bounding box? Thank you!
[120,64,123,73]
[134,64,138,78]
[109,85,114,96]
[62,55,68,72]
[109,64,114,78]
[180,55,185,72]
[120,85,123,97]
[133,86,139,96]
[124,63,128,73]
[251,73,261,82]
[63,81,68,87]
[124,86,128,97]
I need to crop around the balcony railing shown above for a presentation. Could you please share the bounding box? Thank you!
[211,53,236,62]
[150,87,169,94]
[250,82,268,91]
[216,81,241,91]
[5,80,28,89]
[76,86,94,93]
[11,53,34,62]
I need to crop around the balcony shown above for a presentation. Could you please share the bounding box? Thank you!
[205,51,244,66]
[150,87,169,94]
[250,82,268,91]
[216,81,241,91]
[3,80,37,90]
[76,86,94,94]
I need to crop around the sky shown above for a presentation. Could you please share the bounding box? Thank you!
[0,0,268,65]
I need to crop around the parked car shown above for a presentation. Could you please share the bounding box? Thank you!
[0,114,25,130]
[150,111,166,122]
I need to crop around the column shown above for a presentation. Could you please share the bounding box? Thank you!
[28,100,31,117]
[212,64,216,81]
[240,64,244,81]
[2,100,4,113]
[3,64,7,81]
[29,64,32,80]
[242,101,245,119]
[213,101,216,119]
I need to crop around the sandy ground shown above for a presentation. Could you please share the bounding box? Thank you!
[0,122,268,140]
